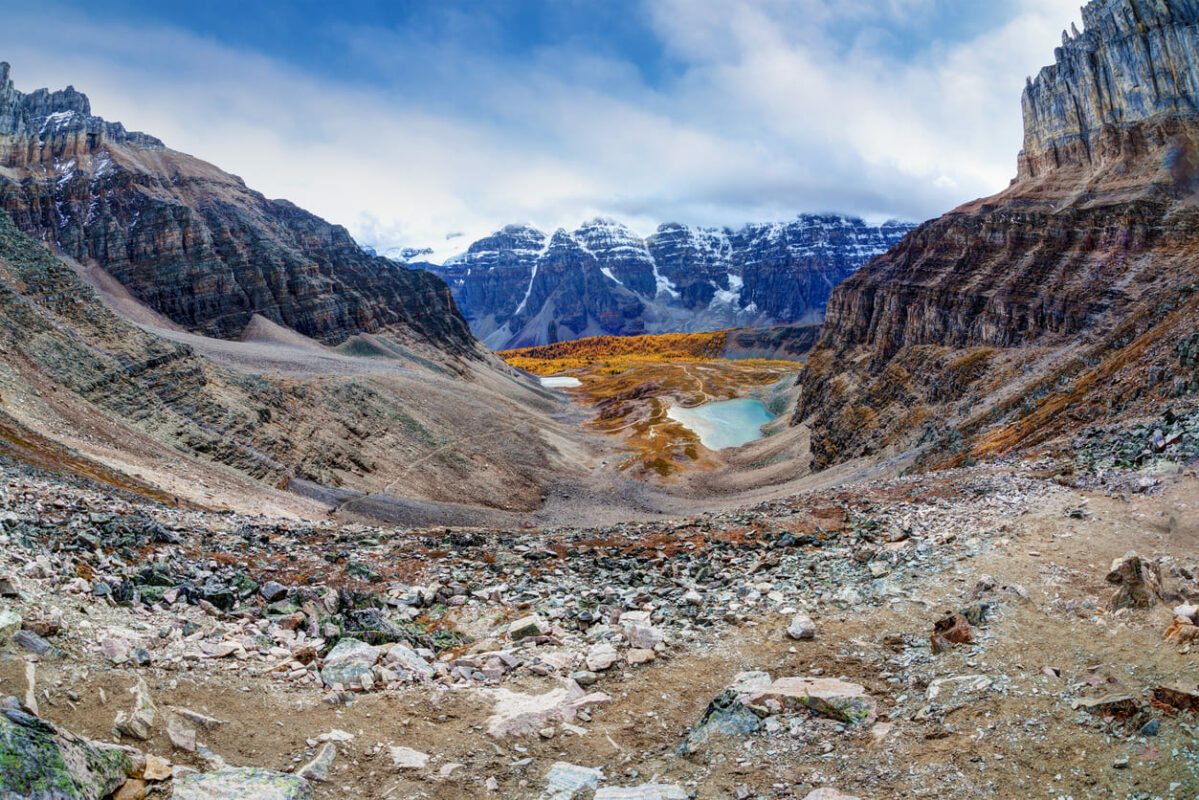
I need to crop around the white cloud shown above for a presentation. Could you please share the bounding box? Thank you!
[0,0,1083,260]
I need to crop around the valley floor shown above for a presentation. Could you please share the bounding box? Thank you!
[1,450,1197,799]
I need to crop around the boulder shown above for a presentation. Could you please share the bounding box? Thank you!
[297,743,336,782]
[623,623,663,650]
[390,746,430,770]
[113,678,156,741]
[259,582,288,603]
[804,790,860,800]
[0,606,21,645]
[319,638,379,687]
[1106,551,1163,610]
[486,682,612,738]
[0,706,135,800]
[172,767,313,800]
[166,717,197,752]
[680,689,763,755]
[540,761,604,799]
[787,613,816,640]
[586,642,619,672]
[741,677,875,725]
[508,615,550,640]
[382,643,434,680]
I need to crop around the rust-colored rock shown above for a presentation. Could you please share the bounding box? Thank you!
[1153,683,1199,713]
[930,613,974,654]
[1163,618,1199,643]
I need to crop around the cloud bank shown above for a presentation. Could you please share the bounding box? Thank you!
[0,0,1082,261]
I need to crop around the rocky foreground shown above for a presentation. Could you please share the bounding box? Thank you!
[1,433,1197,799]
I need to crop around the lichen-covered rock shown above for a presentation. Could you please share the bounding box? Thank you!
[319,638,379,687]
[741,677,876,725]
[680,690,763,755]
[171,768,313,800]
[0,706,134,799]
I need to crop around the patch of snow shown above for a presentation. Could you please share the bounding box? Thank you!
[600,267,623,286]
[40,111,77,136]
[54,158,76,188]
[648,251,679,299]
[514,234,555,315]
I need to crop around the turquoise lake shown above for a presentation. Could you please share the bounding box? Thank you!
[666,398,775,450]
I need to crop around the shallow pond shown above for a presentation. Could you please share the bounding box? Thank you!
[540,376,583,388]
[666,398,775,450]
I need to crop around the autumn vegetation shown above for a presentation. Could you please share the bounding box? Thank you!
[499,331,802,480]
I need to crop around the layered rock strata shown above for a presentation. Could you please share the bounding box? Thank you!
[794,0,1199,470]
[0,63,476,356]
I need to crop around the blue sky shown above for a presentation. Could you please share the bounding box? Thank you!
[1,0,1082,260]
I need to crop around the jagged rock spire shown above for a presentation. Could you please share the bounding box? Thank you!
[1019,0,1199,177]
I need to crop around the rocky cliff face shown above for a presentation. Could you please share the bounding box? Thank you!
[426,216,913,350]
[0,63,477,356]
[1020,0,1199,178]
[794,0,1199,471]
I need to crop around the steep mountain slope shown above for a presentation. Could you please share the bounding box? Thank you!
[426,216,913,350]
[0,63,476,356]
[0,206,596,516]
[794,0,1199,470]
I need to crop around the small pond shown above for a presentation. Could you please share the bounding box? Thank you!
[666,398,775,450]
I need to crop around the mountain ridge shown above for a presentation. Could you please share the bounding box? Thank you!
[0,62,479,358]
[423,214,915,350]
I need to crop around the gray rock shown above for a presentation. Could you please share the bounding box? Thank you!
[11,628,58,656]
[382,643,434,680]
[787,613,816,640]
[0,606,20,645]
[593,784,688,800]
[508,615,550,640]
[173,767,313,800]
[260,581,288,603]
[570,670,598,687]
[390,745,430,770]
[297,742,336,782]
[680,690,763,755]
[0,707,134,799]
[113,677,156,741]
[319,638,379,687]
[623,623,663,650]
[539,761,604,799]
